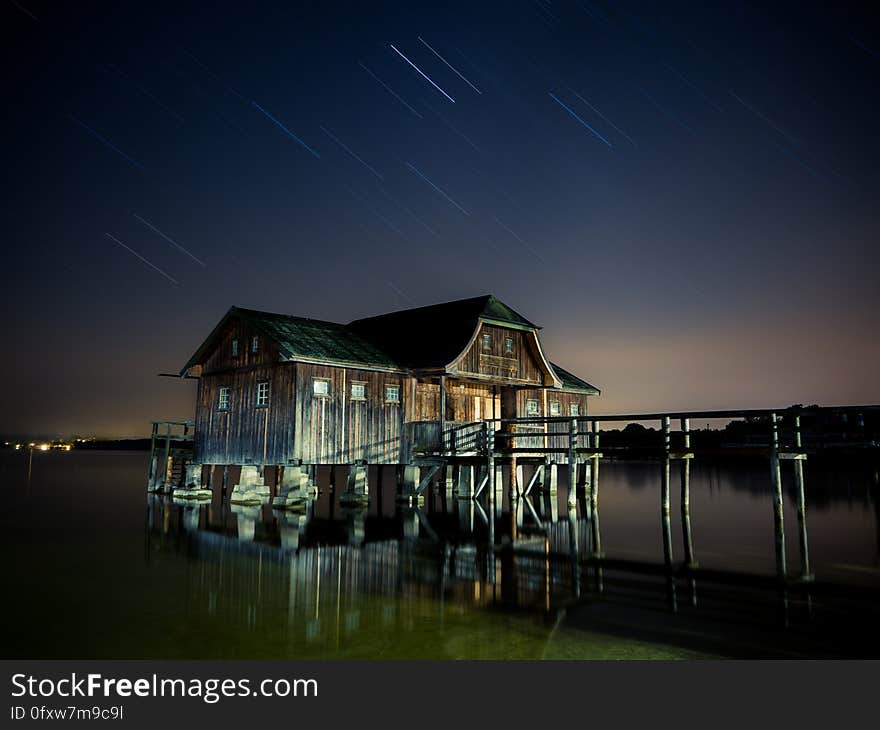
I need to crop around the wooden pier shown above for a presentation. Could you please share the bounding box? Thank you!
[148,403,878,586]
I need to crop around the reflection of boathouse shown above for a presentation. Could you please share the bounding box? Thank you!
[145,493,590,649]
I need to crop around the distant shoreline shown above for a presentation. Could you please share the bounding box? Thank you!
[0,439,188,452]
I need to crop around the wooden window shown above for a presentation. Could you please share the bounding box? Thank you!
[350,382,366,400]
[482,332,492,351]
[313,378,330,397]
[256,381,270,407]
[526,398,540,416]
[251,336,259,353]
[504,336,514,354]
[218,386,230,411]
[570,403,580,417]
[385,384,400,403]
[549,400,561,416]
[231,339,239,357]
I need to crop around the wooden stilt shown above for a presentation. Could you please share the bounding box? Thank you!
[770,413,787,579]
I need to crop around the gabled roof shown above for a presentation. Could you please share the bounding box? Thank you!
[348,294,537,370]
[550,362,601,395]
[181,296,599,395]
[180,306,402,375]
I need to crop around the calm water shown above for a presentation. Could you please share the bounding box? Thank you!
[1,450,879,659]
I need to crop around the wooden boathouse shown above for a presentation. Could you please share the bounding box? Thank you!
[152,295,600,504]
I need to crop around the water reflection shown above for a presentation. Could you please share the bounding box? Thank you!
[3,446,880,658]
[143,453,880,658]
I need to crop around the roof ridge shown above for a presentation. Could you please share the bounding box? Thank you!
[233,306,347,328]
[347,294,493,325]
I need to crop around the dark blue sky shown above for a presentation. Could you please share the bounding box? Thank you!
[2,0,878,437]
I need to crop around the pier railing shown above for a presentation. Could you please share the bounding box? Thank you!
[410,404,880,460]
[147,420,195,491]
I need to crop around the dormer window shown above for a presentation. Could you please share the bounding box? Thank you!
[231,339,239,357]
[504,336,514,354]
[482,333,492,351]
[251,336,259,353]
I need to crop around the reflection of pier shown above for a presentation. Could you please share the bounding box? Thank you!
[142,406,880,651]
[145,428,880,658]
[145,494,579,633]
[145,405,878,596]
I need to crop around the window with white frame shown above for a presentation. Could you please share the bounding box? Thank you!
[218,386,230,411]
[526,398,540,416]
[313,378,330,397]
[549,400,561,416]
[482,332,492,351]
[504,336,514,354]
[231,339,239,357]
[385,384,400,403]
[569,403,580,417]
[256,381,270,407]
[251,336,259,353]
[350,382,366,400]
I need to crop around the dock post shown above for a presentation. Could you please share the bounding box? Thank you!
[590,420,600,511]
[443,464,456,497]
[162,422,173,492]
[661,456,677,611]
[567,418,577,508]
[340,462,370,506]
[792,414,812,579]
[681,417,690,451]
[662,416,671,454]
[769,413,787,579]
[590,494,603,560]
[486,421,495,535]
[147,422,158,490]
[568,505,580,598]
[661,457,674,567]
[794,458,812,580]
[540,459,558,494]
[456,464,475,499]
[681,459,697,568]
[514,464,525,500]
[439,375,446,452]
[494,463,504,516]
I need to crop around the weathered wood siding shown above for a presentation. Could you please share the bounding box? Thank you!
[194,362,296,465]
[292,364,407,464]
[412,380,498,423]
[201,318,280,373]
[452,323,548,385]
[196,361,409,465]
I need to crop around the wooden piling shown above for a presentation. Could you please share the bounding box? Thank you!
[681,459,697,568]
[769,413,787,579]
[590,420,600,511]
[661,458,674,567]
[794,459,812,580]
[147,422,158,489]
[567,418,577,508]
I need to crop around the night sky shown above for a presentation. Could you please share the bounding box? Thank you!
[2,0,878,438]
